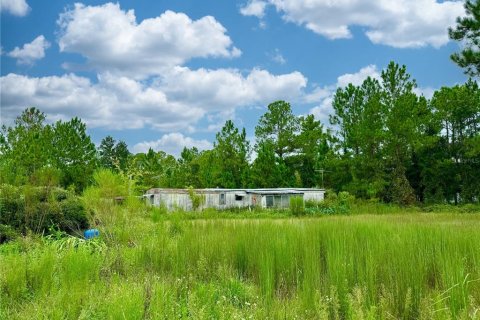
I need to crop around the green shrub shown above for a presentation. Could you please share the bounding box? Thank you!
[0,184,25,230]
[81,170,132,223]
[0,184,89,236]
[52,188,69,201]
[0,224,19,243]
[29,166,62,187]
[59,198,89,231]
[459,204,480,213]
[289,196,305,216]
[304,199,319,208]
[304,190,355,215]
[92,169,128,199]
[421,204,480,214]
[337,191,355,212]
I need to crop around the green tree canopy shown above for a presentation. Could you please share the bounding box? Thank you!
[51,117,97,192]
[0,108,97,192]
[449,0,480,77]
[98,136,116,170]
[213,120,250,188]
[295,115,329,187]
[98,136,131,172]
[250,140,286,188]
[0,108,53,184]
[430,80,480,202]
[255,100,299,160]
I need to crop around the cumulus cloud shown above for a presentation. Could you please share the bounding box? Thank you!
[158,67,306,111]
[303,86,332,104]
[242,0,464,48]
[1,2,309,134]
[8,35,50,65]
[0,0,30,16]
[336,65,380,88]
[309,96,334,124]
[240,0,267,18]
[57,3,241,78]
[0,67,307,130]
[133,133,213,156]
[0,73,203,130]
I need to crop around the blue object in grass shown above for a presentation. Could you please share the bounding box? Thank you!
[84,229,99,239]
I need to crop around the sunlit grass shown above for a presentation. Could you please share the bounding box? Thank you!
[1,205,480,319]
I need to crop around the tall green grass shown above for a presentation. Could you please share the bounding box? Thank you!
[1,204,480,318]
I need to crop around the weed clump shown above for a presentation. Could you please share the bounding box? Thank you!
[289,196,305,216]
[151,205,167,222]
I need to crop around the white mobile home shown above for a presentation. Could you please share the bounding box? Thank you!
[144,188,324,211]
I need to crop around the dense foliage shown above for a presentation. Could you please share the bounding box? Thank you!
[449,0,480,77]
[0,108,97,192]
[0,62,479,207]
[0,184,88,242]
[327,63,480,204]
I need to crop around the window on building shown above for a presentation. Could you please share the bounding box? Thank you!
[219,193,226,205]
[235,194,244,201]
[149,195,154,205]
[266,195,274,207]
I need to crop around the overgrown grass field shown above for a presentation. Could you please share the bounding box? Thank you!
[1,201,480,319]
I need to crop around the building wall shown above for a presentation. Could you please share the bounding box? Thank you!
[156,193,192,211]
[257,194,299,209]
[302,190,325,202]
[145,188,324,211]
[251,194,261,207]
[152,190,251,211]
[202,191,250,210]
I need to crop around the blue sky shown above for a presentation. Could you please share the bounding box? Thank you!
[1,0,468,156]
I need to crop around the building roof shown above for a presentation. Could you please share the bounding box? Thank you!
[145,188,324,195]
[247,189,304,195]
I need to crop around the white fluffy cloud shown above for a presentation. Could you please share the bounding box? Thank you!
[241,0,464,48]
[158,67,306,111]
[309,96,334,124]
[8,35,50,65]
[240,0,267,18]
[336,65,380,88]
[0,0,30,16]
[303,86,332,104]
[1,2,309,135]
[0,67,307,130]
[57,3,241,78]
[133,133,213,156]
[0,73,202,130]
